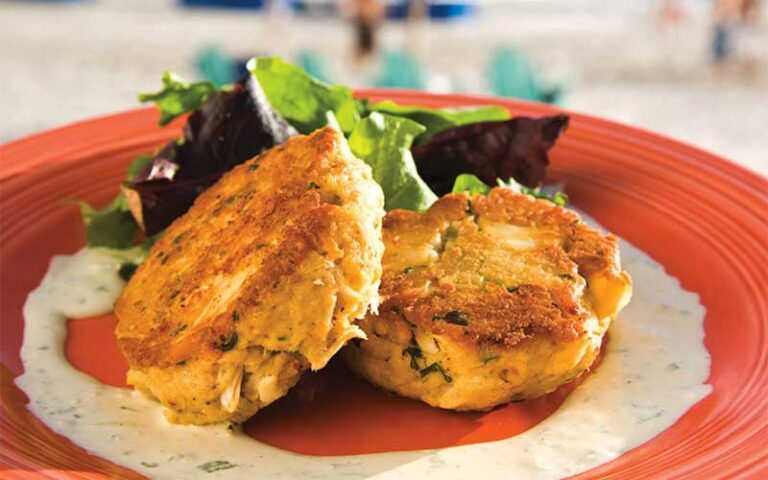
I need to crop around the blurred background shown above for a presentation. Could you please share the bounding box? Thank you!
[1,0,766,174]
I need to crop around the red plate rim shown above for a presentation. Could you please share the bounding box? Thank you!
[1,91,767,479]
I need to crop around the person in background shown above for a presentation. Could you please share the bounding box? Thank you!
[406,0,427,56]
[711,0,760,64]
[346,0,386,67]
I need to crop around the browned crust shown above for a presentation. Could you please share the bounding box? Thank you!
[115,127,356,368]
[376,188,622,349]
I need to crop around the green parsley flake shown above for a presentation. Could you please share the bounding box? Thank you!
[420,362,453,383]
[198,460,237,473]
[433,310,469,326]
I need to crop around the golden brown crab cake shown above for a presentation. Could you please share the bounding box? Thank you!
[115,127,384,425]
[344,188,631,411]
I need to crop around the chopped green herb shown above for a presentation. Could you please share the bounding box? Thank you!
[558,273,576,281]
[231,311,240,322]
[402,344,424,371]
[49,407,75,415]
[141,462,159,468]
[402,266,415,274]
[637,410,665,424]
[433,310,469,326]
[420,362,453,383]
[171,324,188,336]
[507,286,520,293]
[307,181,320,189]
[216,333,238,351]
[444,225,459,241]
[197,460,237,473]
[276,335,288,341]
[480,353,501,364]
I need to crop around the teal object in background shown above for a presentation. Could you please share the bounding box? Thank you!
[487,47,562,104]
[195,45,238,87]
[295,50,331,83]
[373,50,425,89]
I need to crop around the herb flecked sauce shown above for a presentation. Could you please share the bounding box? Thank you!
[17,230,711,479]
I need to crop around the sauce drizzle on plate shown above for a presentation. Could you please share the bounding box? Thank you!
[16,225,712,479]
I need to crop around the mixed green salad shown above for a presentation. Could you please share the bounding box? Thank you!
[78,57,569,276]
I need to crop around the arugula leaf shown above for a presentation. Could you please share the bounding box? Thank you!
[248,56,361,134]
[138,72,220,126]
[348,112,437,212]
[452,173,491,195]
[367,100,509,140]
[76,194,137,249]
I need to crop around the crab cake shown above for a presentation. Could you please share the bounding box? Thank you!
[115,127,384,425]
[344,188,631,411]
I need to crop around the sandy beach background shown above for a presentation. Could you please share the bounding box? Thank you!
[1,0,766,175]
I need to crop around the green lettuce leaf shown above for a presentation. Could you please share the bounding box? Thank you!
[508,179,568,206]
[138,72,220,126]
[367,100,509,140]
[248,56,361,134]
[77,154,157,248]
[452,173,491,195]
[452,174,568,206]
[348,112,437,212]
[76,194,137,249]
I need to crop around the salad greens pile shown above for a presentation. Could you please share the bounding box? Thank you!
[78,56,568,265]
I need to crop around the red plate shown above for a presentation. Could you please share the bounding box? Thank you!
[1,92,767,479]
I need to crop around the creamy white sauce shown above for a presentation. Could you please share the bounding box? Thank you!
[16,235,711,479]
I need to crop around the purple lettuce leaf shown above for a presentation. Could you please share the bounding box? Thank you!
[122,174,221,236]
[411,115,569,196]
[126,75,297,235]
